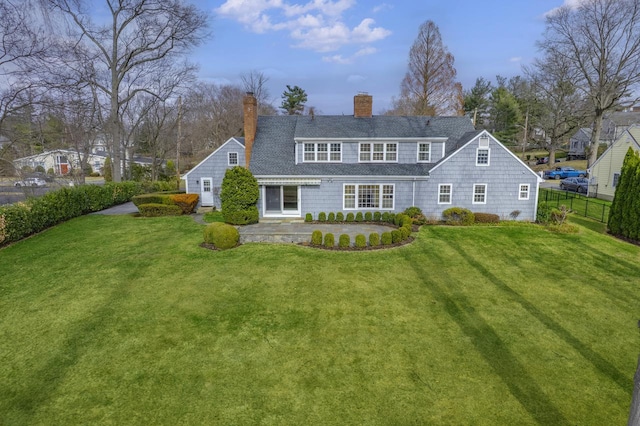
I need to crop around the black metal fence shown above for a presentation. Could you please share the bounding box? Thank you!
[539,188,611,223]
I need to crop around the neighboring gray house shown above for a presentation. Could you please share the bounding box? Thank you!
[183,94,542,221]
[568,110,640,159]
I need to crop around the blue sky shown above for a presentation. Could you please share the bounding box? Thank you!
[192,0,573,115]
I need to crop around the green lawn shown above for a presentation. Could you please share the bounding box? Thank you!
[1,215,639,424]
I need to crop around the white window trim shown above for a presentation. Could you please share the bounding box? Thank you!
[358,142,399,163]
[473,184,487,204]
[417,142,431,163]
[343,183,395,210]
[518,184,530,200]
[303,142,342,163]
[228,152,239,166]
[476,147,490,166]
[438,184,452,205]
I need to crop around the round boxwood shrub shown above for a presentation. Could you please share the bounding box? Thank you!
[387,213,396,224]
[355,212,364,222]
[323,233,335,247]
[305,213,313,222]
[220,166,259,225]
[373,211,381,222]
[328,212,336,222]
[369,232,380,246]
[442,207,475,226]
[364,212,373,221]
[381,232,392,245]
[338,234,350,248]
[399,226,411,240]
[311,230,322,245]
[336,212,345,222]
[355,234,366,248]
[318,212,327,222]
[203,222,240,250]
[391,229,402,243]
[381,212,390,222]
[403,206,423,218]
[346,212,355,222]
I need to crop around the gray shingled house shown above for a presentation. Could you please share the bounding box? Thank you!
[183,93,541,221]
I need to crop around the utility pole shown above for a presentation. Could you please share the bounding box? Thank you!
[176,96,182,190]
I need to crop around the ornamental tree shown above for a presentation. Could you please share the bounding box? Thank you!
[220,166,259,225]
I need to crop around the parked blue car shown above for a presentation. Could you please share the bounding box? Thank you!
[559,177,589,194]
[544,167,587,180]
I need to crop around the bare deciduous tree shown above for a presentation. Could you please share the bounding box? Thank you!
[391,20,461,116]
[44,0,209,181]
[542,0,640,167]
[240,70,277,116]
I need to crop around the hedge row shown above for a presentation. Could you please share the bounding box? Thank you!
[132,192,199,216]
[310,225,413,249]
[305,211,413,227]
[0,181,173,247]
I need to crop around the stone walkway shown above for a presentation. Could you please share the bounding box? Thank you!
[94,202,393,245]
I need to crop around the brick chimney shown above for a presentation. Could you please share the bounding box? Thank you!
[354,93,373,118]
[243,92,257,167]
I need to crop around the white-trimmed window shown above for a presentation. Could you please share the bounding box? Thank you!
[473,184,487,204]
[304,142,341,162]
[359,142,397,162]
[476,148,490,166]
[438,184,452,204]
[418,143,431,162]
[228,152,238,166]
[613,173,620,187]
[343,184,394,210]
[519,184,530,200]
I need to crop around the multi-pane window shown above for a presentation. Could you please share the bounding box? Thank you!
[343,184,394,210]
[418,143,431,162]
[228,152,238,165]
[473,184,487,204]
[476,148,490,166]
[438,184,452,204]
[304,143,341,162]
[519,184,530,200]
[359,143,397,162]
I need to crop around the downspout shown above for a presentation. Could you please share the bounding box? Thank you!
[412,178,416,206]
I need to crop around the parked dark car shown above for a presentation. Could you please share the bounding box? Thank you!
[560,177,589,193]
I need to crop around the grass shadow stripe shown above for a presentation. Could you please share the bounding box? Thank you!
[442,238,632,393]
[402,250,569,425]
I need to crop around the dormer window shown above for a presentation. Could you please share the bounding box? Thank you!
[418,142,431,162]
[359,142,397,162]
[303,142,341,162]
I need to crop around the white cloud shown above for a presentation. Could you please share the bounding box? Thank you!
[372,3,392,13]
[216,0,391,54]
[322,46,377,63]
[509,56,522,63]
[545,0,585,17]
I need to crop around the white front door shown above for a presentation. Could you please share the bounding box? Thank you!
[201,178,214,206]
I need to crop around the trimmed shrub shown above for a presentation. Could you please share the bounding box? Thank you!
[442,207,475,225]
[537,202,553,225]
[373,211,381,222]
[381,232,392,245]
[399,226,411,240]
[336,212,344,222]
[396,214,412,228]
[403,206,423,218]
[355,234,366,248]
[132,193,172,207]
[387,213,396,224]
[369,232,380,246]
[474,212,500,224]
[391,229,402,243]
[364,212,373,221]
[338,234,350,248]
[311,230,322,245]
[328,212,336,222]
[305,213,313,222]
[138,203,183,217]
[318,212,327,222]
[203,222,239,250]
[381,212,390,222]
[323,233,335,247]
[169,193,199,214]
[355,212,364,222]
[220,166,259,225]
[346,212,355,222]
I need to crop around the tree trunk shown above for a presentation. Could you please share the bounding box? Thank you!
[629,354,640,426]
[588,113,604,169]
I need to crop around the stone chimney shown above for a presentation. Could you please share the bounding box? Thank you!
[243,92,257,167]
[354,93,373,118]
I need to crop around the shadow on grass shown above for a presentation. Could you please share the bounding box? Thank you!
[442,238,632,394]
[402,251,569,424]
